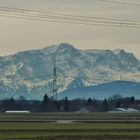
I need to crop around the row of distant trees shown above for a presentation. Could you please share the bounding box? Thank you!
[0,94,138,112]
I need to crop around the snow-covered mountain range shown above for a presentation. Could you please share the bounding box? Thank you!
[0,43,140,100]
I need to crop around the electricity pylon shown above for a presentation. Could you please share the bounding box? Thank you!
[52,54,57,100]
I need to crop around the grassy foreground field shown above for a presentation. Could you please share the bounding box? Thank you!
[0,113,139,140]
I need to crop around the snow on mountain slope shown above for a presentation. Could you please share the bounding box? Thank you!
[59,81,140,100]
[0,43,140,99]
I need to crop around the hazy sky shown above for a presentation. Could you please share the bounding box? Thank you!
[0,0,140,59]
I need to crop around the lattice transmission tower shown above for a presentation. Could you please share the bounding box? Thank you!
[52,54,57,100]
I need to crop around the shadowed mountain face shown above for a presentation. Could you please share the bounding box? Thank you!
[59,81,140,100]
[0,43,140,100]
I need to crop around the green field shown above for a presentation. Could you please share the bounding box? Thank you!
[0,113,139,140]
[0,112,140,121]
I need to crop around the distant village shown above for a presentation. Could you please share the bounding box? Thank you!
[0,94,140,113]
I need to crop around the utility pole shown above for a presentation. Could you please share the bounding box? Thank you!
[52,54,57,100]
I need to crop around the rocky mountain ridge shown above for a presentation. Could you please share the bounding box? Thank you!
[0,43,140,99]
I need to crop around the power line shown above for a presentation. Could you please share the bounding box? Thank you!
[0,13,139,28]
[0,11,139,29]
[1,8,140,25]
[99,0,140,6]
[0,6,139,28]
[5,13,140,26]
[0,5,140,23]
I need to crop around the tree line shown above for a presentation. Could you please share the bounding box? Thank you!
[0,94,139,112]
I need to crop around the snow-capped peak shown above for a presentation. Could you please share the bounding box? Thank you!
[42,43,75,54]
[113,49,125,55]
[0,43,140,99]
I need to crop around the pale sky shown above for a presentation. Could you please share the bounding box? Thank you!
[0,0,140,59]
